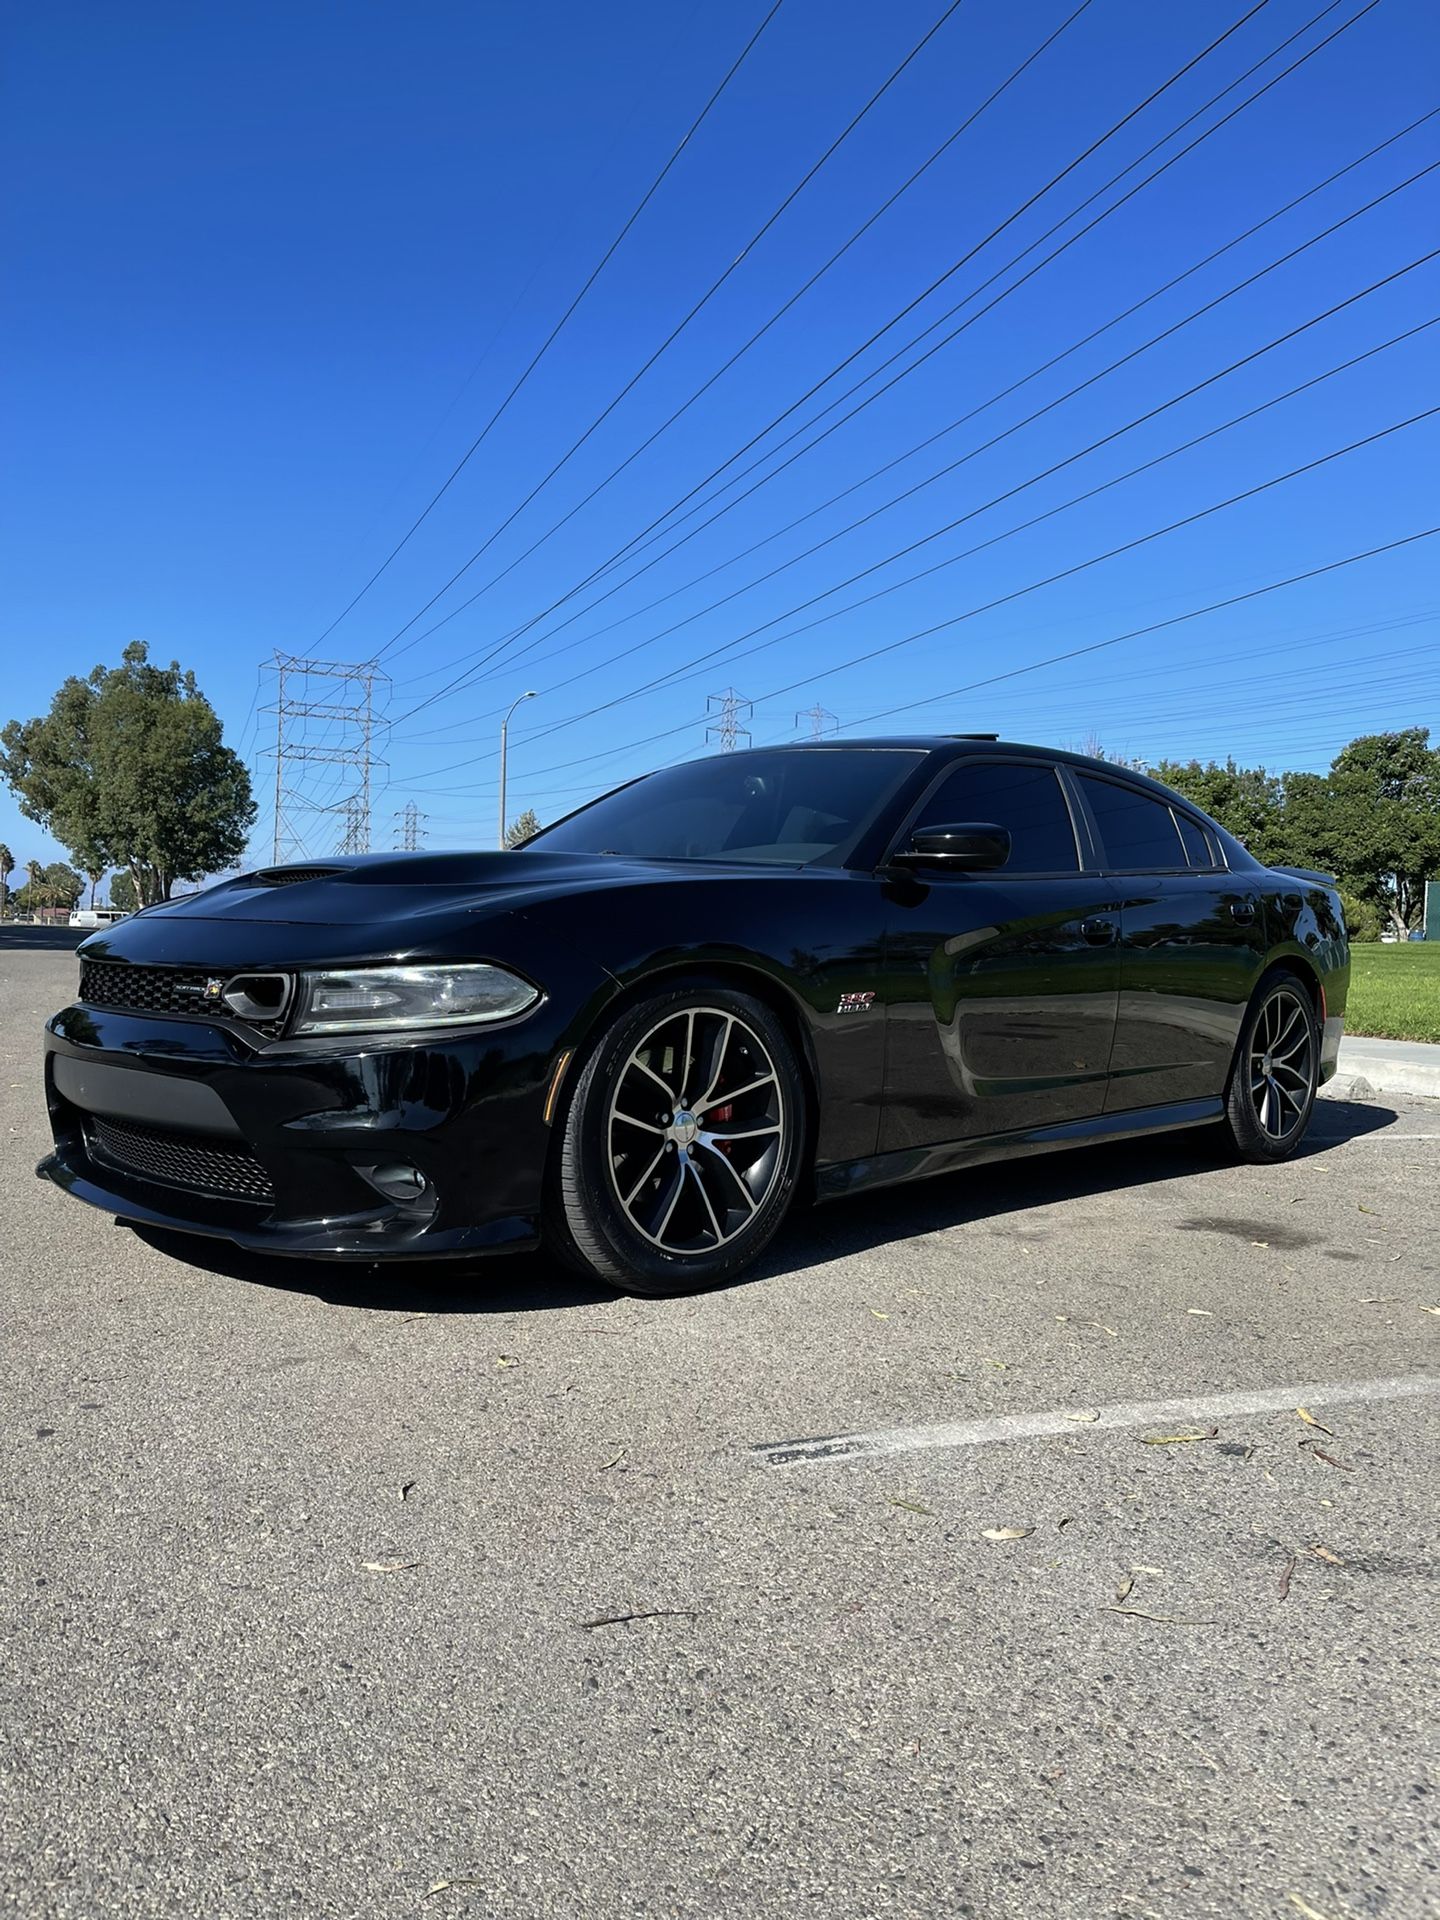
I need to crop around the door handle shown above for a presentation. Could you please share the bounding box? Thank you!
[1229,900,1257,924]
[1081,917,1117,944]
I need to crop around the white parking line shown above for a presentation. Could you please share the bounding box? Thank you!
[753,1374,1440,1467]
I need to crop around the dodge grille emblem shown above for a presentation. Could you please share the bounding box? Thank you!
[204,977,224,999]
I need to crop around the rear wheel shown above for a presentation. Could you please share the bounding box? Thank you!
[548,985,805,1295]
[1221,973,1320,1162]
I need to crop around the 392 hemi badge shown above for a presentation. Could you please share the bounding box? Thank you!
[836,990,875,1014]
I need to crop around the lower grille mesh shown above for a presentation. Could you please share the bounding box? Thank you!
[89,1117,275,1205]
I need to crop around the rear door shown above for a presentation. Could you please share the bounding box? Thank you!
[879,756,1122,1152]
[1065,772,1268,1113]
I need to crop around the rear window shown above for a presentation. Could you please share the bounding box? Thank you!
[913,761,1079,872]
[1078,775,1185,870]
[1174,812,1220,869]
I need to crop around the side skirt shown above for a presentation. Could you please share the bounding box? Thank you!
[814,1097,1224,1201]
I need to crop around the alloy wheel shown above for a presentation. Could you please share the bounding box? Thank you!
[1248,986,1315,1142]
[606,1005,786,1254]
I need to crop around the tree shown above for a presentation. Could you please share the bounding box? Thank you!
[505,808,542,849]
[109,869,139,914]
[1322,729,1440,935]
[1152,758,1288,864]
[85,864,105,908]
[0,843,11,917]
[0,641,254,905]
[11,860,82,913]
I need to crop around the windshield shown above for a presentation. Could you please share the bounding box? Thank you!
[528,748,923,865]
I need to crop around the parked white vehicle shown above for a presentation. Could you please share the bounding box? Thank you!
[67,907,130,929]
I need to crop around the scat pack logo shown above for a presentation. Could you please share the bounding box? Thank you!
[836,990,876,1015]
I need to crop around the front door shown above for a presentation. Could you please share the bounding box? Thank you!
[879,758,1122,1153]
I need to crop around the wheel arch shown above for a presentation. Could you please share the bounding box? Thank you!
[547,956,823,1171]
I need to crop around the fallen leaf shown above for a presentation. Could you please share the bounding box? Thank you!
[1309,1543,1345,1566]
[1185,1308,1214,1317]
[1115,1574,1135,1604]
[981,1526,1033,1541]
[1056,1516,1074,1530]
[982,1358,1008,1370]
[1287,1895,1336,1920]
[1357,1203,1379,1216]
[579,1608,693,1631]
[495,1355,519,1369]
[1063,1409,1100,1424]
[600,1449,627,1471]
[425,1877,485,1899]
[1301,1443,1354,1472]
[868,1307,890,1320]
[890,1497,935,1517]
[1104,1606,1213,1625]
[1251,1241,1269,1249]
[1129,1564,1165,1576]
[1297,1407,1334,1435]
[1421,1305,1440,1316]
[1277,1554,1297,1602]
[362,1559,421,1573]
[1140,1427,1218,1446]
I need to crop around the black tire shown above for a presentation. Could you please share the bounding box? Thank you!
[1220,970,1320,1163]
[546,982,807,1296]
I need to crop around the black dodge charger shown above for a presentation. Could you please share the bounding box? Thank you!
[39,739,1348,1295]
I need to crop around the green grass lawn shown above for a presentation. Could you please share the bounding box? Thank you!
[1344,941,1440,1044]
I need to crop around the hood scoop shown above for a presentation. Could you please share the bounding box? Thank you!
[251,865,345,886]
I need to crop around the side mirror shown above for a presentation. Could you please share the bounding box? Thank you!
[893,821,1011,870]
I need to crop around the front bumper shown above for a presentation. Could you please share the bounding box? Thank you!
[38,1002,571,1260]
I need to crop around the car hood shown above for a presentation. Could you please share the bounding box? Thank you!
[93,850,790,930]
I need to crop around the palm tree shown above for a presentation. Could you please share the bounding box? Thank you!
[0,844,11,919]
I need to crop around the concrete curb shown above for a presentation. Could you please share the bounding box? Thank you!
[1324,1038,1440,1104]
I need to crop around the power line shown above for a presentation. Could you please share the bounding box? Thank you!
[385,0,1365,723]
[313,0,787,646]
[374,0,1098,671]
[488,187,1440,737]
[397,254,1439,780]
[395,107,1438,744]
[367,0,973,662]
[495,416,1440,783]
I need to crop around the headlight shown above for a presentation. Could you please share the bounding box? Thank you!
[292,963,538,1035]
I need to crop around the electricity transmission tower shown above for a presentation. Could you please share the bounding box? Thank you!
[705,688,752,753]
[394,801,426,851]
[795,703,838,739]
[263,654,388,863]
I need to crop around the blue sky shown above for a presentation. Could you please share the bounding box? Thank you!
[3,0,1437,871]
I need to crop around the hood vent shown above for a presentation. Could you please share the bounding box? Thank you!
[250,866,343,886]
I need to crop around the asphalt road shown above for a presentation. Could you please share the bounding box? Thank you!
[3,944,1437,1920]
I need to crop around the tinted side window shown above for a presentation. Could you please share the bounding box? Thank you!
[914,762,1079,872]
[1078,775,1185,870]
[1175,812,1218,868]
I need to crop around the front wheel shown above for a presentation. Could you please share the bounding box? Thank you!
[547,985,806,1295]
[1221,973,1320,1163]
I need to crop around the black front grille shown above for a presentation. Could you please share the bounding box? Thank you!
[89,1116,275,1204]
[79,962,286,1036]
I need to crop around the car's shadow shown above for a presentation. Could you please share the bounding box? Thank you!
[128,1097,1397,1313]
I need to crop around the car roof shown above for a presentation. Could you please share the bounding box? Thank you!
[720,735,1245,834]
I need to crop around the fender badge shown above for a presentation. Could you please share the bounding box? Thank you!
[837,990,876,1015]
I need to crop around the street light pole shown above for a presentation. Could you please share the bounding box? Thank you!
[497,691,537,849]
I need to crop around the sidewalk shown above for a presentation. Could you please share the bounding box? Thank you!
[1325,1035,1440,1103]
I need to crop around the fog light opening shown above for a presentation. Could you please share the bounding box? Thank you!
[363,1162,433,1206]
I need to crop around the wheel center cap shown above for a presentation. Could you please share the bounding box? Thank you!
[669,1110,699,1147]
[1262,1053,1273,1074]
